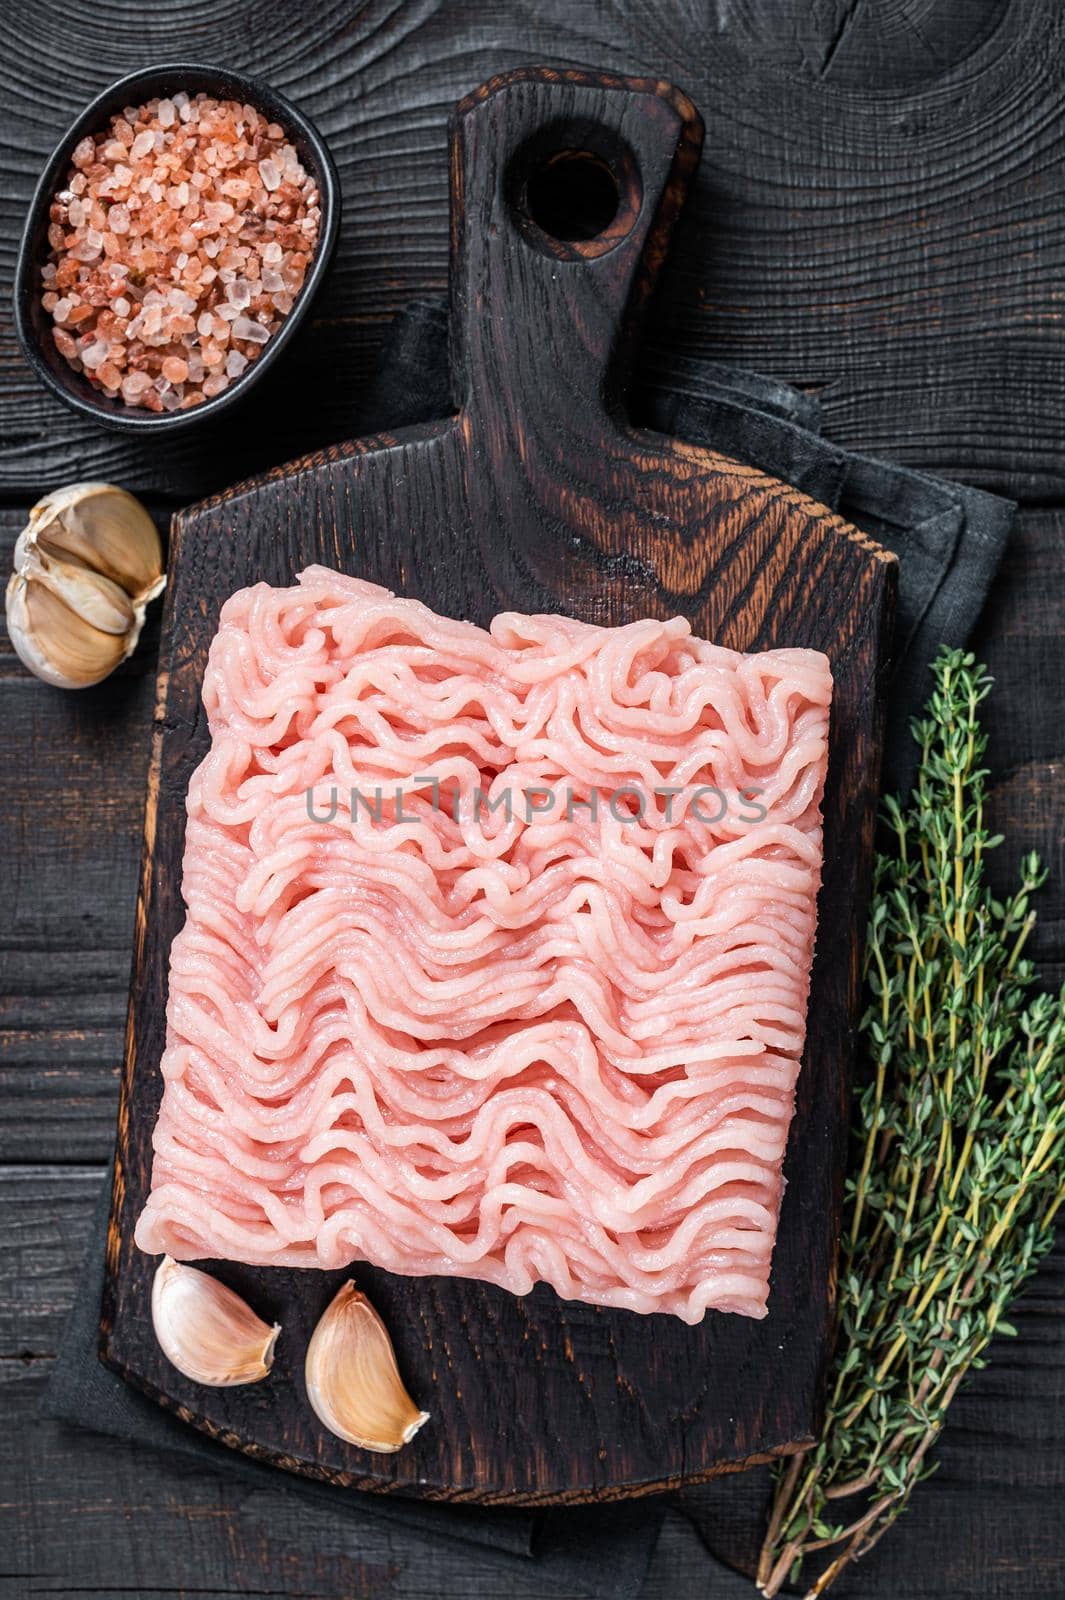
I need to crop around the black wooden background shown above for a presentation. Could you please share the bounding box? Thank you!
[2,2,1063,1597]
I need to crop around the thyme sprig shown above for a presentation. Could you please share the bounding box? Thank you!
[757,649,1065,1598]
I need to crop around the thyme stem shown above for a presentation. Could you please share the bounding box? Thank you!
[757,650,1065,1597]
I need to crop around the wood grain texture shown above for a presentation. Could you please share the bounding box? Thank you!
[0,510,160,1163]
[100,67,894,1505]
[2,1,1065,499]
[3,1170,1064,1598]
[1,0,1063,1593]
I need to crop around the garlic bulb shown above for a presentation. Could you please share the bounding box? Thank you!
[5,482,165,688]
[305,1282,429,1452]
[151,1256,279,1387]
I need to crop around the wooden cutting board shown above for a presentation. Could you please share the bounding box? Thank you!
[102,66,895,1505]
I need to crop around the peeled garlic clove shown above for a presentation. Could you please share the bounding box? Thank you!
[305,1282,429,1452]
[6,481,165,689]
[151,1256,280,1387]
[29,481,164,603]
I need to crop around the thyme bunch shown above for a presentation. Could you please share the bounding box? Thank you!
[757,649,1065,1598]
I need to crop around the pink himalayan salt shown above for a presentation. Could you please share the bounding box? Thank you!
[42,91,320,413]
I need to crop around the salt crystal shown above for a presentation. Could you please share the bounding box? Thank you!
[232,316,270,345]
[44,89,320,411]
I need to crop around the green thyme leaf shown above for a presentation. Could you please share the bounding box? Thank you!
[756,649,1065,1600]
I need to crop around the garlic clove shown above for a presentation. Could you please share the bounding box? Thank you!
[6,481,165,689]
[151,1256,280,1387]
[29,482,164,603]
[305,1282,429,1453]
[17,538,136,636]
[6,572,130,689]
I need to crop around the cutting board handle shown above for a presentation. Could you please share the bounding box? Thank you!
[449,68,703,435]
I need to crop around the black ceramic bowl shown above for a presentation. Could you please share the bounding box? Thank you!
[15,63,340,434]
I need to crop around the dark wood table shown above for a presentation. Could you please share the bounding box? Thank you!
[2,3,1063,1596]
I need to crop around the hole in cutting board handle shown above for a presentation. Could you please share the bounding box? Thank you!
[526,151,619,240]
[507,123,642,259]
